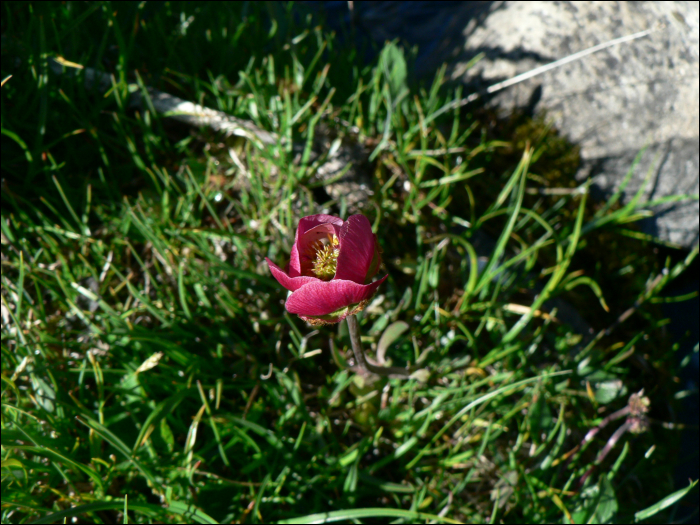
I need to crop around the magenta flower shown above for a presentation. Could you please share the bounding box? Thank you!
[265,214,386,325]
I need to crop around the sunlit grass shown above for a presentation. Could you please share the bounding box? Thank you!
[2,2,697,523]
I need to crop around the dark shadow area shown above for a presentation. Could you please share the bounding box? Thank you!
[660,255,700,519]
[308,1,499,78]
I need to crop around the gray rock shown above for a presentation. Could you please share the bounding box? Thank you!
[453,1,699,247]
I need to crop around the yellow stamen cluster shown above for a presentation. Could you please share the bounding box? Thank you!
[311,235,340,280]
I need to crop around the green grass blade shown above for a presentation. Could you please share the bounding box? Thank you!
[76,415,158,489]
[634,480,698,522]
[474,149,531,296]
[26,500,218,524]
[277,507,463,524]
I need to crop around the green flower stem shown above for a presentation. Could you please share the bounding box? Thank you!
[346,315,414,379]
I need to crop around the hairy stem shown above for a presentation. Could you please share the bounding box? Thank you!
[346,315,413,379]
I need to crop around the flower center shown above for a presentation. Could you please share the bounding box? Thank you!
[310,234,340,281]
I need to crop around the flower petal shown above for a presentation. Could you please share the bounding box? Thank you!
[297,223,338,277]
[285,275,388,317]
[297,214,344,237]
[289,215,344,277]
[266,258,320,291]
[335,214,377,284]
[288,243,302,278]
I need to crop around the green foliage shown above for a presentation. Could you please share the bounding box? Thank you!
[2,1,697,523]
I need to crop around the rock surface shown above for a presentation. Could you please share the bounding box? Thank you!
[452,1,699,248]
